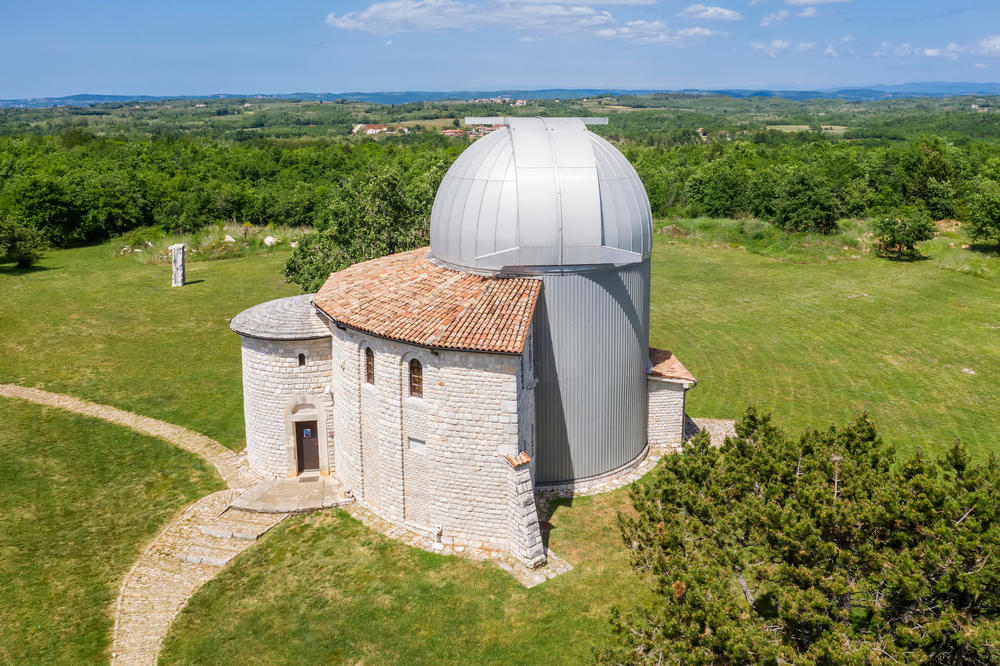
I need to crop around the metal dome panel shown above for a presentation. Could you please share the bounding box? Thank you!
[429,117,652,273]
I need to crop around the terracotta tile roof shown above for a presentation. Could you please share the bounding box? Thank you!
[312,248,540,354]
[648,347,697,384]
[505,451,532,468]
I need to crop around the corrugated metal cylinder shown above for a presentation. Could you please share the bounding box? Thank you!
[428,116,655,485]
[533,261,650,484]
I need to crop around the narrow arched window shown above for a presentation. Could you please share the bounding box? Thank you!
[297,353,306,367]
[365,347,375,384]
[409,359,423,398]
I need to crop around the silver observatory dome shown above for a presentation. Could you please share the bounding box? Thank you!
[430,117,652,273]
[431,117,653,486]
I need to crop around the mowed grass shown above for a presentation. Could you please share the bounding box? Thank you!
[2,226,999,662]
[0,396,222,664]
[650,239,1000,460]
[0,243,299,450]
[160,493,646,665]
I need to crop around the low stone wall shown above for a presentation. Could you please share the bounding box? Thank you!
[647,378,688,452]
[241,336,334,477]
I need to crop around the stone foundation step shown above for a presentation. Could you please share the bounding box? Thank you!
[229,476,355,514]
[197,508,286,541]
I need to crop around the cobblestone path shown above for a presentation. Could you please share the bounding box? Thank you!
[1,385,711,658]
[0,385,284,665]
[0,385,257,491]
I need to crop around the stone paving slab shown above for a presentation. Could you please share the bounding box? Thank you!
[687,416,738,446]
[229,474,355,514]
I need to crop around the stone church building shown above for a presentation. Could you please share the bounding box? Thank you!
[230,117,696,568]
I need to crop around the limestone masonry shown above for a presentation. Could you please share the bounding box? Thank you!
[230,117,697,566]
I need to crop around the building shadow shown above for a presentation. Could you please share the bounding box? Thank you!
[537,495,574,550]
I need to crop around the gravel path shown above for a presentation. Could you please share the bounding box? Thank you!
[0,385,277,666]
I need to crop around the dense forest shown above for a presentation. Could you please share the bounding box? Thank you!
[2,93,1000,271]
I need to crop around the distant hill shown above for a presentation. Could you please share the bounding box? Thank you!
[3,83,1000,108]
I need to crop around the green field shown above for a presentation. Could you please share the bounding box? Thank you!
[0,397,221,664]
[766,123,849,134]
[0,244,298,451]
[159,494,644,665]
[1,225,998,662]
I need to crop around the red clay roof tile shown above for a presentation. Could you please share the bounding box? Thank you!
[313,248,540,354]
[648,347,696,384]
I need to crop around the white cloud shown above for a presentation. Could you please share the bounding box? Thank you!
[750,39,791,57]
[975,62,988,69]
[515,0,654,5]
[518,35,543,41]
[386,39,393,45]
[760,9,789,26]
[794,41,815,51]
[873,41,915,57]
[327,0,612,34]
[786,0,851,4]
[924,43,963,60]
[679,4,743,20]
[823,44,838,57]
[798,6,818,17]
[595,20,723,45]
[978,35,1000,56]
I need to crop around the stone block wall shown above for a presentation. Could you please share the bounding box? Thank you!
[330,326,543,563]
[507,461,546,567]
[647,378,688,451]
[240,336,333,477]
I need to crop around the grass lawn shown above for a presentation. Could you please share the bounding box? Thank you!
[0,396,222,664]
[766,124,849,135]
[649,231,1000,460]
[160,493,646,665]
[0,243,299,451]
[2,223,998,662]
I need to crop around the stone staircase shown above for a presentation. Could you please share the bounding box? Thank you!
[176,507,287,567]
[112,492,289,664]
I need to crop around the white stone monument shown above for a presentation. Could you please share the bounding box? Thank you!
[169,243,185,287]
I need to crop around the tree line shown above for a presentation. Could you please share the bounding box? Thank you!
[3,119,1000,270]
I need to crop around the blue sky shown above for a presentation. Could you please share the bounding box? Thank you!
[1,0,999,98]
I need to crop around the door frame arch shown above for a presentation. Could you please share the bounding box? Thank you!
[283,394,331,477]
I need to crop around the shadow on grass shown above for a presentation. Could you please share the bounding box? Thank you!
[0,263,60,275]
[967,243,1000,257]
[538,496,575,550]
[879,253,931,263]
